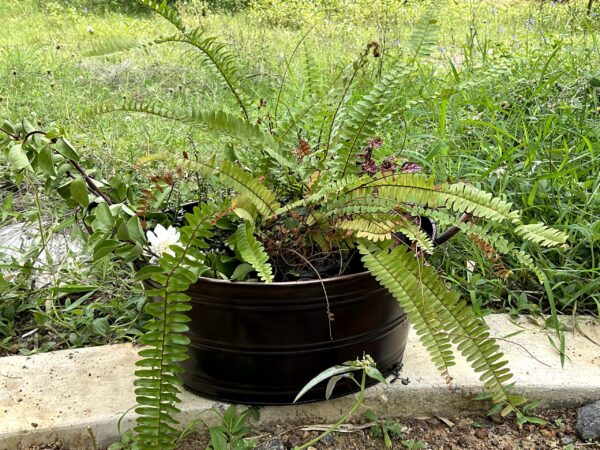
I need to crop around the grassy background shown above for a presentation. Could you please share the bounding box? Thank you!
[1,0,599,354]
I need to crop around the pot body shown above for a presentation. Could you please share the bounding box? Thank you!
[181,271,409,404]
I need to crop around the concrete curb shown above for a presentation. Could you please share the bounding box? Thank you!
[1,314,599,449]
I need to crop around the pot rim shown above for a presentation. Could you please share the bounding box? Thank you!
[195,270,373,287]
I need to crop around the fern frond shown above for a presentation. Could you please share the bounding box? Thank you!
[413,208,546,282]
[273,175,366,218]
[86,32,186,58]
[276,68,349,150]
[337,214,433,253]
[511,249,545,283]
[514,223,568,247]
[93,1,248,117]
[321,175,519,223]
[195,156,279,217]
[396,221,435,254]
[87,36,146,57]
[333,60,412,176]
[405,5,441,59]
[358,242,455,380]
[359,242,513,404]
[338,217,398,241]
[234,223,274,283]
[439,183,521,223]
[167,29,250,119]
[372,175,520,223]
[94,102,294,169]
[133,203,215,450]
[139,0,186,32]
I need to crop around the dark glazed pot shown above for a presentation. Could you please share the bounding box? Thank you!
[181,271,410,405]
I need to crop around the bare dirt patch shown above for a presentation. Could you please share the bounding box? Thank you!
[176,408,600,450]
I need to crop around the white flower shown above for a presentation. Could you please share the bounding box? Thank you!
[492,165,506,177]
[147,224,181,261]
[529,160,542,174]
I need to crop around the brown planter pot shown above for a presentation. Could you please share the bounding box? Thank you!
[180,271,410,405]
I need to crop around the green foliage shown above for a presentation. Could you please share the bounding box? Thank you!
[1,0,591,448]
[133,204,214,449]
[363,409,404,449]
[90,0,251,119]
[358,242,512,404]
[401,439,428,450]
[108,430,140,450]
[205,405,258,450]
[405,4,441,59]
[139,0,186,31]
[234,223,274,283]
[197,157,280,216]
[293,356,385,450]
[332,59,413,177]
[94,102,294,169]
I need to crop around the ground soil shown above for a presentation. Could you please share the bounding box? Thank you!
[175,408,600,450]
[21,408,600,450]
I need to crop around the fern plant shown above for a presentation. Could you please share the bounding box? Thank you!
[0,1,569,449]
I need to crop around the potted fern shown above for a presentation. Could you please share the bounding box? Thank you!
[0,1,568,449]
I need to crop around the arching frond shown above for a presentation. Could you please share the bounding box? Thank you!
[94,102,294,169]
[338,217,398,242]
[234,223,274,283]
[165,29,250,119]
[359,242,513,404]
[332,60,412,176]
[514,223,568,247]
[133,203,214,450]
[358,242,455,382]
[139,0,187,32]
[371,175,520,223]
[194,156,279,217]
[405,5,441,59]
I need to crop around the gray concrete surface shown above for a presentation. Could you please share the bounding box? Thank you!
[1,314,599,449]
[0,222,81,288]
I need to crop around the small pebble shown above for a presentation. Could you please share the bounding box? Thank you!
[561,436,574,445]
[475,429,488,440]
[321,434,334,446]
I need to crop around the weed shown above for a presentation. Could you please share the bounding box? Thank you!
[363,409,404,448]
[401,438,428,450]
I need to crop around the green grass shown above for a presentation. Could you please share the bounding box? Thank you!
[0,0,599,354]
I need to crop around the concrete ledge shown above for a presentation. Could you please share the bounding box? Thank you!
[1,314,599,449]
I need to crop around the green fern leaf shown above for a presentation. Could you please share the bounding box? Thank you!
[372,175,520,223]
[406,5,441,59]
[514,223,568,247]
[94,102,294,169]
[181,29,250,120]
[196,156,279,217]
[338,217,398,241]
[396,221,435,254]
[92,1,249,118]
[439,183,521,223]
[359,242,455,381]
[235,223,274,283]
[133,203,215,450]
[415,207,547,283]
[359,242,513,404]
[138,0,186,32]
[86,35,146,57]
[332,60,412,176]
